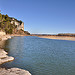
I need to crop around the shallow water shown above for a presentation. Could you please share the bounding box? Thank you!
[1,36,75,75]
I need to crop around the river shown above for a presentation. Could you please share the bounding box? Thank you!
[1,36,75,75]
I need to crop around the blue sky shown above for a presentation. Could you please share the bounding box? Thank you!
[0,0,75,34]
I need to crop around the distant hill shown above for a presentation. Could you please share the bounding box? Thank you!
[0,13,30,35]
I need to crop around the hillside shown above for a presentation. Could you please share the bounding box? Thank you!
[0,13,30,35]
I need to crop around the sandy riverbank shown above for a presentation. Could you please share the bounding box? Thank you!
[37,35,75,41]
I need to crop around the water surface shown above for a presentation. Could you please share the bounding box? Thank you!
[1,36,75,75]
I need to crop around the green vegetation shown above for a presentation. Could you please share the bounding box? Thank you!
[24,31,30,35]
[0,13,22,34]
[58,33,75,36]
[0,13,30,35]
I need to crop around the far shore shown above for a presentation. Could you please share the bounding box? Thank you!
[34,35,75,41]
[10,34,75,41]
[1,34,75,41]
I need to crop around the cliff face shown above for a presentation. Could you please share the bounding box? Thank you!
[0,13,30,35]
[17,22,24,30]
[11,18,24,31]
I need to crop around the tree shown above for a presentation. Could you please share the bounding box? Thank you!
[0,13,2,22]
[5,14,9,21]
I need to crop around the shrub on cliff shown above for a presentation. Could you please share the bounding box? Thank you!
[0,13,2,22]
[0,13,30,35]
[0,13,23,34]
[24,31,30,35]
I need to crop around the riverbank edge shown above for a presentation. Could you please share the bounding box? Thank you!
[34,35,75,41]
[0,35,31,75]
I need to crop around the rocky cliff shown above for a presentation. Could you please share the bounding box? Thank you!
[0,13,30,35]
[10,18,24,31]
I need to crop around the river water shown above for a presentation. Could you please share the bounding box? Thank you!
[1,36,75,75]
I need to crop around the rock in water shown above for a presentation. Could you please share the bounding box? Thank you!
[0,49,31,75]
[0,68,31,75]
[0,49,14,65]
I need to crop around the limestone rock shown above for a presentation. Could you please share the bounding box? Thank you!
[0,56,14,64]
[0,68,31,75]
[0,49,8,59]
[0,31,6,36]
[0,49,14,65]
[0,45,31,75]
[1,35,11,41]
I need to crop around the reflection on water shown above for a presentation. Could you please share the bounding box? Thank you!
[0,40,6,49]
[0,40,10,52]
[1,36,75,75]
